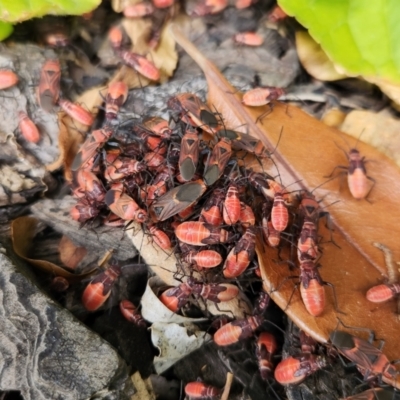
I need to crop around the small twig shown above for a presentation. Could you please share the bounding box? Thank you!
[220,372,234,400]
[373,242,398,284]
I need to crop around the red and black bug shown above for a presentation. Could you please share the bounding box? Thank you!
[71,127,114,171]
[82,258,122,311]
[256,332,277,380]
[105,81,128,121]
[37,59,61,112]
[199,188,225,226]
[59,99,94,126]
[274,353,328,385]
[222,183,241,225]
[203,138,232,187]
[18,111,40,143]
[175,221,233,246]
[242,87,285,108]
[179,128,200,182]
[119,50,160,81]
[223,227,256,278]
[184,381,221,400]
[181,249,223,269]
[329,330,398,384]
[119,300,147,327]
[167,93,219,135]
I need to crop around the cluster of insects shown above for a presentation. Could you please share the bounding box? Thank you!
[4,1,397,398]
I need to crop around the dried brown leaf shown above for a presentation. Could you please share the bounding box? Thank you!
[12,216,95,282]
[58,235,87,270]
[171,25,400,372]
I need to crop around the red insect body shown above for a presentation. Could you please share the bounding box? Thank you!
[103,213,125,227]
[45,33,69,47]
[82,262,122,311]
[366,283,400,303]
[105,186,148,223]
[242,87,285,107]
[70,200,100,222]
[179,130,200,182]
[159,283,192,311]
[235,0,257,9]
[347,149,371,200]
[104,158,146,182]
[37,59,61,112]
[149,225,172,250]
[177,204,196,220]
[119,300,147,327]
[299,258,325,317]
[0,70,18,90]
[123,2,154,17]
[184,382,221,400]
[59,99,94,126]
[167,93,219,135]
[143,151,165,170]
[109,26,123,50]
[330,331,397,383]
[223,227,256,278]
[105,81,128,121]
[199,188,224,226]
[223,184,241,225]
[214,314,263,346]
[274,354,328,385]
[152,0,174,8]
[71,127,114,171]
[74,169,106,202]
[187,277,239,303]
[256,332,277,380]
[181,250,223,268]
[262,218,280,248]
[143,116,172,139]
[119,50,160,81]
[204,138,232,186]
[234,32,264,46]
[175,221,232,246]
[271,192,289,232]
[239,203,256,228]
[297,220,319,261]
[18,111,40,143]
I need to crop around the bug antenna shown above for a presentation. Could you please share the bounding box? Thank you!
[310,175,338,194]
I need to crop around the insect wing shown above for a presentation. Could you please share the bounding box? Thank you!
[150,180,207,221]
[179,131,200,181]
[71,136,101,171]
[37,60,61,112]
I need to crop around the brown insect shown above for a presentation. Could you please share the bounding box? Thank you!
[70,200,100,223]
[0,69,18,90]
[58,99,94,126]
[105,81,128,121]
[175,221,233,246]
[203,137,232,186]
[142,116,172,139]
[18,111,40,143]
[71,127,114,171]
[167,93,219,135]
[179,129,200,182]
[150,179,207,221]
[119,50,160,81]
[73,169,106,202]
[234,32,264,47]
[37,59,61,112]
[297,220,320,261]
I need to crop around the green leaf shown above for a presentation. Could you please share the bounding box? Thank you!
[278,0,400,84]
[0,0,100,23]
[0,21,13,40]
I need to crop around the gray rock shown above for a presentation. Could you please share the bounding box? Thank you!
[0,253,134,400]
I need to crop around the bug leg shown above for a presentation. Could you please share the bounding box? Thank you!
[323,281,346,315]
[255,104,274,125]
[323,166,348,179]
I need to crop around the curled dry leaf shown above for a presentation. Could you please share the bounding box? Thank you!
[128,227,251,319]
[295,31,347,81]
[130,371,156,400]
[58,235,87,270]
[11,216,95,282]
[171,24,400,374]
[151,321,212,374]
